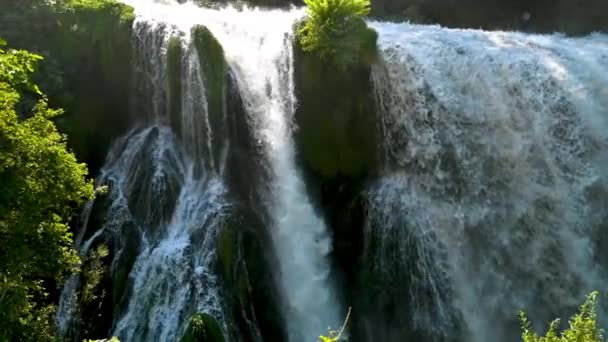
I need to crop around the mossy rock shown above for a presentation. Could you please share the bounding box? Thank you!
[181,313,225,342]
[297,16,378,70]
[191,24,228,169]
[216,212,287,340]
[50,0,136,172]
[293,24,379,181]
[191,25,226,117]
[167,35,184,137]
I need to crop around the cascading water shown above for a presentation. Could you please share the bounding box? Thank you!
[367,22,608,341]
[59,1,341,340]
[187,8,343,340]
[57,12,231,341]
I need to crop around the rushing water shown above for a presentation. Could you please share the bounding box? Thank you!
[368,22,608,341]
[57,2,608,340]
[57,11,231,341]
[59,1,341,341]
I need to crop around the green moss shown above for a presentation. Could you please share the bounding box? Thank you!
[293,35,379,180]
[54,0,134,86]
[191,25,227,167]
[50,0,135,170]
[167,36,183,135]
[191,25,226,118]
[293,8,379,180]
[181,313,224,342]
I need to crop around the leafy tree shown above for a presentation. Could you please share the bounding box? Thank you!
[520,292,605,342]
[0,38,94,341]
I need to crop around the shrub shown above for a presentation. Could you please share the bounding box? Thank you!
[0,38,94,341]
[520,292,604,342]
[298,0,377,69]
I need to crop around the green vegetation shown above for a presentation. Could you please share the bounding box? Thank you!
[85,338,120,342]
[167,35,184,135]
[80,244,110,305]
[520,292,604,342]
[319,307,351,342]
[0,39,94,341]
[181,313,225,342]
[0,0,135,171]
[298,0,377,68]
[191,24,228,167]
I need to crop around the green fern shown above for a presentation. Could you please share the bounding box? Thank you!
[298,0,375,68]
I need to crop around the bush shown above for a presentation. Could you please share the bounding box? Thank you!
[520,292,605,342]
[297,0,377,69]
[0,38,94,341]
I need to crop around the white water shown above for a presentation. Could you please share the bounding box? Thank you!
[369,22,608,341]
[57,10,232,340]
[113,0,341,340]
[109,127,229,342]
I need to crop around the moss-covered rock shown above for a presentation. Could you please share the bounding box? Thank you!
[191,25,229,169]
[191,25,226,118]
[293,23,379,182]
[181,313,225,342]
[167,35,184,137]
[0,1,136,172]
[217,211,287,341]
[49,1,135,170]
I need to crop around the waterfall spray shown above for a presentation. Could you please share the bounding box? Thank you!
[368,21,608,341]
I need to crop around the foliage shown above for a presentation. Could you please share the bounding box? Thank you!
[0,39,94,341]
[181,313,225,342]
[81,244,110,305]
[0,0,135,172]
[85,337,120,342]
[319,307,351,342]
[520,292,605,342]
[298,0,377,68]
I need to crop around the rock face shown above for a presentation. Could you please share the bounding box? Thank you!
[217,211,287,341]
[293,29,379,182]
[50,1,136,172]
[293,21,400,342]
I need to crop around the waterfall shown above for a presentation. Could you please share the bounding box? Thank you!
[368,21,608,341]
[57,11,231,341]
[187,8,343,340]
[59,1,341,340]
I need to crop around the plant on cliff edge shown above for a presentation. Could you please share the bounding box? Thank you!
[298,0,376,68]
[319,307,352,342]
[520,291,604,342]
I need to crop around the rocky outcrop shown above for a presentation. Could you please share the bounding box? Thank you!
[293,24,380,182]
[50,1,135,172]
[217,211,287,341]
